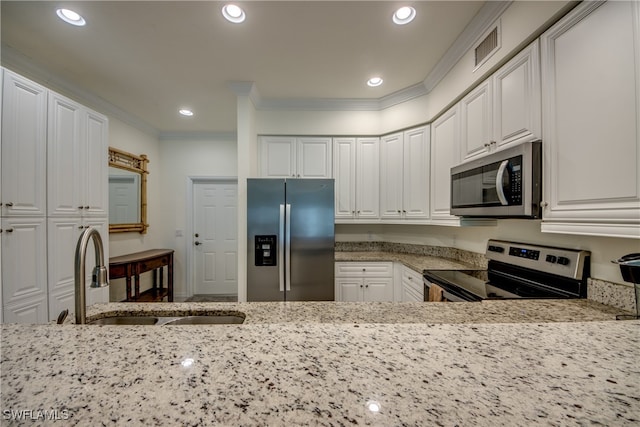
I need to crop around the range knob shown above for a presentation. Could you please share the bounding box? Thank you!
[545,255,557,264]
[557,256,571,266]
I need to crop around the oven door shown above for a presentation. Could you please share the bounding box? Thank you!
[423,275,484,302]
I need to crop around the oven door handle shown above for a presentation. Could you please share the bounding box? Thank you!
[496,160,509,206]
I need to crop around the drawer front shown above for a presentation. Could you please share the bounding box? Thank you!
[402,283,423,302]
[335,262,393,277]
[401,267,423,295]
[139,256,170,273]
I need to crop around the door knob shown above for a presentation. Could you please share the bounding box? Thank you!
[194,241,202,246]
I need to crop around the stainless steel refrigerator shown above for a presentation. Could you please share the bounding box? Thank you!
[247,178,335,301]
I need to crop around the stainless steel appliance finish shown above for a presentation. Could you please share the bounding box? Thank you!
[423,239,591,302]
[450,140,542,218]
[247,178,335,301]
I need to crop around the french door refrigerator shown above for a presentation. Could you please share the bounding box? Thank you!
[247,178,335,301]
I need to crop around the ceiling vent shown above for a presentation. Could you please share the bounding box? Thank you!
[474,23,500,70]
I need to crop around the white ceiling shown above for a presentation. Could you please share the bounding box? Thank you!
[1,1,488,135]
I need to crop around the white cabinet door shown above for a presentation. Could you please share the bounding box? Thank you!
[83,111,109,216]
[460,79,493,161]
[1,70,47,217]
[380,132,404,219]
[541,1,640,238]
[333,138,356,219]
[259,136,296,178]
[297,137,332,178]
[355,137,380,219]
[3,297,49,324]
[363,277,394,302]
[1,217,47,309]
[259,136,332,179]
[403,126,430,219]
[430,105,460,222]
[493,39,541,150]
[48,92,83,217]
[336,277,362,302]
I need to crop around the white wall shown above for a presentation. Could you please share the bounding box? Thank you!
[158,136,238,299]
[108,118,163,301]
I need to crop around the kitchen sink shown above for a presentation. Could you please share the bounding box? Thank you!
[87,316,159,325]
[86,312,245,325]
[162,315,245,325]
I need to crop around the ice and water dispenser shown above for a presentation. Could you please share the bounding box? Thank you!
[255,235,277,266]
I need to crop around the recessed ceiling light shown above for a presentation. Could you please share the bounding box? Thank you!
[56,8,86,26]
[393,6,416,25]
[179,109,194,117]
[222,4,246,24]
[367,77,383,87]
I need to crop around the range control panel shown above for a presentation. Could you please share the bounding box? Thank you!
[486,240,590,280]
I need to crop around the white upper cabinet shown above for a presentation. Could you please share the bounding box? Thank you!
[355,137,380,220]
[540,0,640,239]
[493,40,541,150]
[334,137,379,221]
[333,138,357,219]
[380,132,404,219]
[48,92,109,218]
[403,126,430,219]
[461,40,542,162]
[259,136,332,178]
[430,105,461,224]
[1,69,47,217]
[380,126,430,221]
[460,80,493,162]
[297,137,332,178]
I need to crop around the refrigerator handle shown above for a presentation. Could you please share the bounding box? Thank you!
[285,204,292,291]
[279,204,285,292]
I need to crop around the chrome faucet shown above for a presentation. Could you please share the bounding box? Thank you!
[74,227,109,324]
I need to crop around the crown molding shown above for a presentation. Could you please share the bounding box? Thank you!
[158,131,237,141]
[1,43,160,137]
[423,1,512,92]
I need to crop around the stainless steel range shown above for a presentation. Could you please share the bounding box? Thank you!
[423,240,590,302]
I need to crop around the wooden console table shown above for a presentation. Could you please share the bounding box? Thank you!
[109,249,174,302]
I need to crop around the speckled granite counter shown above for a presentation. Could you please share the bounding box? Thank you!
[2,301,638,426]
[335,251,477,273]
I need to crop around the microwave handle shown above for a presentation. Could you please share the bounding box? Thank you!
[496,160,509,206]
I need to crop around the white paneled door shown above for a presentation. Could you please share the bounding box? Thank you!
[192,180,238,295]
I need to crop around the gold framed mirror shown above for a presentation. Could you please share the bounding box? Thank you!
[108,147,149,234]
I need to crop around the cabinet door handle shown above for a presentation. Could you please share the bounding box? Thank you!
[5,202,13,207]
[194,241,202,246]
[484,142,490,148]
[5,228,14,233]
[85,206,90,209]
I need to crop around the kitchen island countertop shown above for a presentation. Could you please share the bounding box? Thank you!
[2,301,638,426]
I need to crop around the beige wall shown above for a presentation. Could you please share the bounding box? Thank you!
[107,118,163,301]
[158,136,238,299]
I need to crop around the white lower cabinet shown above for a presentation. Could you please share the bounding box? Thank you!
[399,265,424,302]
[334,262,393,302]
[1,217,48,322]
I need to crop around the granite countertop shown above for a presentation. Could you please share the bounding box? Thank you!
[335,250,478,273]
[2,301,638,426]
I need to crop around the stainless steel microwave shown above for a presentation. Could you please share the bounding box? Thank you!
[450,140,542,218]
